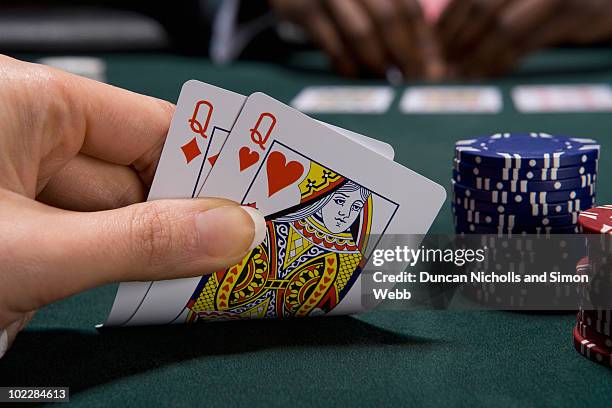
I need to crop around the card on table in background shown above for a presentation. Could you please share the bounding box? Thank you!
[113,92,445,326]
[512,84,612,113]
[38,56,107,83]
[400,86,502,114]
[291,86,394,114]
[105,81,395,326]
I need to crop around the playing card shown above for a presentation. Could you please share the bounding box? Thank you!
[512,84,612,113]
[107,93,445,326]
[104,82,246,322]
[318,121,394,161]
[400,86,502,114]
[105,81,395,326]
[291,86,394,114]
[152,80,394,200]
[149,80,246,200]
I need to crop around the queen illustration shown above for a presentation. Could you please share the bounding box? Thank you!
[186,162,373,321]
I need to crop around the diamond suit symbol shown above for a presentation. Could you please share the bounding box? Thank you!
[181,137,201,164]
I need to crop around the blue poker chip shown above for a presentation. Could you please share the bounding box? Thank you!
[453,158,598,181]
[455,133,599,168]
[452,180,596,205]
[452,192,594,216]
[452,170,595,192]
[454,219,582,235]
[452,204,579,227]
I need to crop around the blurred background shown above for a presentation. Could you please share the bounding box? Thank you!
[2,0,612,234]
[3,4,612,404]
[2,0,611,81]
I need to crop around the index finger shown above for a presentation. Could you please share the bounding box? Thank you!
[48,61,174,172]
[358,0,421,76]
[397,0,446,80]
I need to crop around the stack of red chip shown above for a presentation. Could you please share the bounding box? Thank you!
[574,205,612,368]
[579,205,612,234]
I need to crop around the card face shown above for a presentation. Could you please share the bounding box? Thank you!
[148,80,246,200]
[318,121,394,161]
[152,80,394,200]
[106,80,246,325]
[105,82,396,326]
[400,86,502,114]
[112,93,445,326]
[291,86,394,114]
[512,84,612,113]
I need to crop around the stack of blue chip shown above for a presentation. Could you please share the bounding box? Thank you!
[452,132,600,235]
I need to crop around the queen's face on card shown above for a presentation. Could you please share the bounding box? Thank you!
[320,184,367,233]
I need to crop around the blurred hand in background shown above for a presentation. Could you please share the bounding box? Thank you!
[269,0,445,80]
[269,0,612,79]
[437,0,612,78]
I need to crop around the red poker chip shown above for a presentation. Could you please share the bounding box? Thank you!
[576,256,612,309]
[576,257,591,274]
[573,325,612,368]
[575,319,612,349]
[579,308,612,324]
[579,205,612,234]
[577,309,612,336]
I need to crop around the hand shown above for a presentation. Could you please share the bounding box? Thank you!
[269,0,446,79]
[0,56,265,357]
[437,0,612,77]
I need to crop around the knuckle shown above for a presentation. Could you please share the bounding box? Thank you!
[156,99,176,120]
[151,98,175,138]
[21,63,85,157]
[128,203,176,268]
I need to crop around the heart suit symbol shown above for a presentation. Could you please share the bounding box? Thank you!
[239,146,260,171]
[266,151,304,197]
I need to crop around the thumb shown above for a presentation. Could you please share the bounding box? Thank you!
[4,196,266,312]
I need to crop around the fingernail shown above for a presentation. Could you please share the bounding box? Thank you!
[240,206,267,250]
[0,329,7,359]
[196,205,266,258]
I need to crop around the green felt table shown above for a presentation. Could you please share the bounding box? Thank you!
[2,49,612,406]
